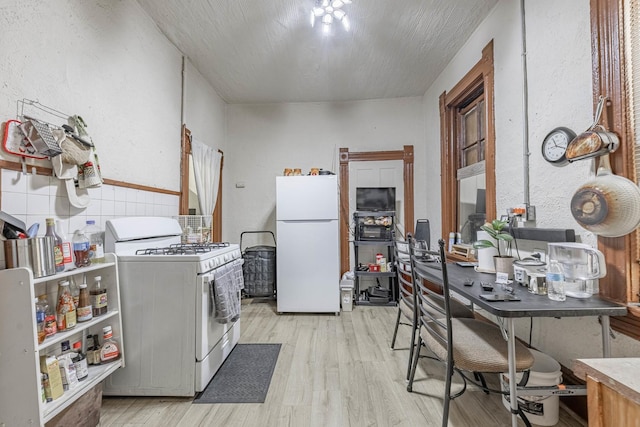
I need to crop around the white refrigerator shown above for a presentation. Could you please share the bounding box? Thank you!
[276,175,340,313]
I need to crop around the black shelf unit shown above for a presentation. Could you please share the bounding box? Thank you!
[352,211,397,306]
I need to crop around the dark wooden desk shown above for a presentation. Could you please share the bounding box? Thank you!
[443,263,628,427]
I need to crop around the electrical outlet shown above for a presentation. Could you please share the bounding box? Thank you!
[526,205,536,221]
[508,204,536,222]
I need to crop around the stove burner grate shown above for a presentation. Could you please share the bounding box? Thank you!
[135,242,230,256]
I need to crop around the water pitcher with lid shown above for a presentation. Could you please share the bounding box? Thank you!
[547,242,607,298]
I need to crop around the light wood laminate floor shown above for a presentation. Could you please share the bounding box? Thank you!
[100,299,586,427]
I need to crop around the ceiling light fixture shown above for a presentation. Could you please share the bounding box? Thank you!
[310,0,352,33]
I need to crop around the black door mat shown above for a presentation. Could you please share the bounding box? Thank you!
[193,343,281,404]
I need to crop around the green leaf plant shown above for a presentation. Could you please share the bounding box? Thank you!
[472,219,514,258]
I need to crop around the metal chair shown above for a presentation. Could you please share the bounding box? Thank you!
[390,238,419,380]
[408,238,535,427]
[414,219,431,248]
[390,235,474,383]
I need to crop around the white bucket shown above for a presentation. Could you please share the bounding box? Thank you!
[501,349,562,426]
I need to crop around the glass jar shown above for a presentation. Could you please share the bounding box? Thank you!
[56,280,77,331]
[90,275,108,317]
[77,281,93,322]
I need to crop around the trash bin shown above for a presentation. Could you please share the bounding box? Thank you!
[240,231,276,298]
[340,279,354,312]
[501,349,562,426]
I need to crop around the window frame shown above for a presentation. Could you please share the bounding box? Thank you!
[459,94,486,168]
[591,0,640,338]
[440,41,496,255]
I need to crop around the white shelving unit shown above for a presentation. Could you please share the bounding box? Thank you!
[0,253,125,426]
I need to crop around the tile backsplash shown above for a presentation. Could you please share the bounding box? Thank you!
[1,168,180,266]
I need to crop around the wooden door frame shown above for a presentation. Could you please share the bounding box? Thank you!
[180,125,223,242]
[338,145,414,275]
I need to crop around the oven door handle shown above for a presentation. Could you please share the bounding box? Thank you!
[200,273,215,313]
[201,273,215,286]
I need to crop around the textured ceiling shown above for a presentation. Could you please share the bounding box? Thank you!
[136,0,498,104]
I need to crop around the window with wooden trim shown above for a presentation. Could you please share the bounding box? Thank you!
[459,94,486,168]
[440,41,496,254]
[591,0,640,339]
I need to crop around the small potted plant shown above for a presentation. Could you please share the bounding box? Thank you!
[473,219,515,277]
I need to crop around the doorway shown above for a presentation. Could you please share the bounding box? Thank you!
[338,146,414,275]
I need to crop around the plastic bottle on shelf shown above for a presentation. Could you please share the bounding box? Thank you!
[72,228,91,268]
[77,278,93,322]
[90,275,108,317]
[45,218,65,272]
[99,325,121,363]
[41,295,57,339]
[35,297,46,344]
[55,220,75,270]
[56,280,77,331]
[546,260,566,302]
[84,220,105,264]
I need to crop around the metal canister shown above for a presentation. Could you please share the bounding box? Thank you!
[4,236,56,278]
[528,272,547,295]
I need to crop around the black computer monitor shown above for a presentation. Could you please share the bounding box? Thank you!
[355,187,396,211]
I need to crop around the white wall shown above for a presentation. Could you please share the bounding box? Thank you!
[0,0,183,190]
[0,1,227,247]
[422,0,640,365]
[183,59,228,216]
[224,98,424,244]
[183,59,227,151]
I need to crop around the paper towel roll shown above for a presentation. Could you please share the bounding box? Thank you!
[476,230,498,273]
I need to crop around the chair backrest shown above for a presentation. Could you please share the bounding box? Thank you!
[409,237,453,361]
[414,219,431,250]
[394,235,414,313]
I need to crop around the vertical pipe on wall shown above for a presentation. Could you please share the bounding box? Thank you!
[520,0,531,205]
[181,56,186,124]
[520,0,531,207]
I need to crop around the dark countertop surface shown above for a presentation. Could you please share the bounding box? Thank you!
[445,263,628,318]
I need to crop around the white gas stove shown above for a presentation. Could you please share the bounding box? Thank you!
[102,217,243,396]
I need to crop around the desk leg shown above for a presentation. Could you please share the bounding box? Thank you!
[601,315,611,358]
[507,318,518,427]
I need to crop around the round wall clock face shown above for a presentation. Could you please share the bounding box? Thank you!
[542,127,576,164]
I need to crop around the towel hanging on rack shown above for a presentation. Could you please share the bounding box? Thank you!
[68,115,102,188]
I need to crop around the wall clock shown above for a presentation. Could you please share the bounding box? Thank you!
[541,127,576,164]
